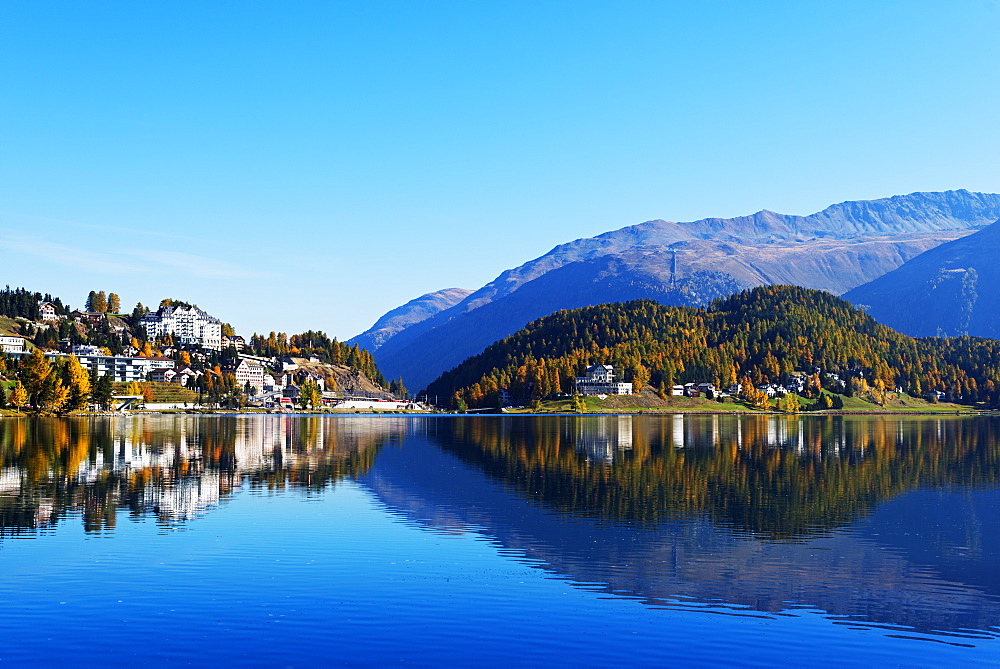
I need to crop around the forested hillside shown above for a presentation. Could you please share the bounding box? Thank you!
[426,286,1000,408]
[372,190,1000,390]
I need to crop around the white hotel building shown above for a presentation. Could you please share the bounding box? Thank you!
[140,305,223,351]
[574,364,633,396]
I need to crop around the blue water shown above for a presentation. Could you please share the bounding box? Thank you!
[0,415,997,666]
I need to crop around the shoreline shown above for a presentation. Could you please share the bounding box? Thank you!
[1,408,993,418]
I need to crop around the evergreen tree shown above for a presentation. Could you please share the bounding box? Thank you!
[92,374,114,411]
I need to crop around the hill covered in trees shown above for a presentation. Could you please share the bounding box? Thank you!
[426,286,1000,408]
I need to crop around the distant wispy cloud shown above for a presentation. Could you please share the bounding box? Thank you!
[126,249,266,278]
[0,211,200,243]
[0,234,267,279]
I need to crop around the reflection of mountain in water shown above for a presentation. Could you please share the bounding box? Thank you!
[0,416,405,533]
[360,415,1000,639]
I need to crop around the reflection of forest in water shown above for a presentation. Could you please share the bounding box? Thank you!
[0,416,404,534]
[443,414,1000,539]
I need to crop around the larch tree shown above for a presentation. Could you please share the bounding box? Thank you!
[9,381,27,411]
[107,293,121,313]
[18,349,53,409]
[63,355,91,411]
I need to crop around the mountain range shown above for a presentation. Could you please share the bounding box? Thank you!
[349,189,1000,390]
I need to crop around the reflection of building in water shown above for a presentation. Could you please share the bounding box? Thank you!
[659,416,864,457]
[576,416,633,462]
[0,468,21,496]
[57,415,408,522]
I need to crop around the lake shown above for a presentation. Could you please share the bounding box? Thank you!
[0,414,998,666]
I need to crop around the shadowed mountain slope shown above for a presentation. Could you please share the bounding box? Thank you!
[845,218,1000,338]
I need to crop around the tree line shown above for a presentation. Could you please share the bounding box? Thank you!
[1,350,116,414]
[427,285,1000,409]
[247,330,386,387]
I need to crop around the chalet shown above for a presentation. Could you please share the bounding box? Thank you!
[575,364,633,396]
[671,385,685,396]
[71,310,105,326]
[295,369,325,391]
[38,302,60,321]
[221,335,246,351]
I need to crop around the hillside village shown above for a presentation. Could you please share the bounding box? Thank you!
[0,287,415,413]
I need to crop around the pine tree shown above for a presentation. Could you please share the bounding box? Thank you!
[92,374,114,411]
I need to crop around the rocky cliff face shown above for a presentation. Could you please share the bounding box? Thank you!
[844,218,1000,338]
[362,190,1000,390]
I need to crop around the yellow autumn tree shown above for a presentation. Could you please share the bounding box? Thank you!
[64,355,91,411]
[8,381,27,411]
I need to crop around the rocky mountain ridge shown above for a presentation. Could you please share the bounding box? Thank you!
[360,190,1000,390]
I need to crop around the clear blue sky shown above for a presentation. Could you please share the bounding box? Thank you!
[2,0,998,339]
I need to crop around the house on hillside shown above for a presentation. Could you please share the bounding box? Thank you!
[295,369,325,391]
[264,373,286,393]
[38,302,61,321]
[151,365,201,386]
[221,335,246,351]
[71,310,105,326]
[0,336,25,354]
[226,358,266,393]
[575,364,633,396]
[173,366,201,387]
[150,367,177,384]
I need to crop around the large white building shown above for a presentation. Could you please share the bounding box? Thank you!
[140,305,222,351]
[574,364,633,396]
[5,352,178,383]
[0,336,25,354]
[68,354,176,383]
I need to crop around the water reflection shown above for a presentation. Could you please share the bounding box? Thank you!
[0,415,402,533]
[361,415,1000,641]
[2,414,999,644]
[441,415,1000,539]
